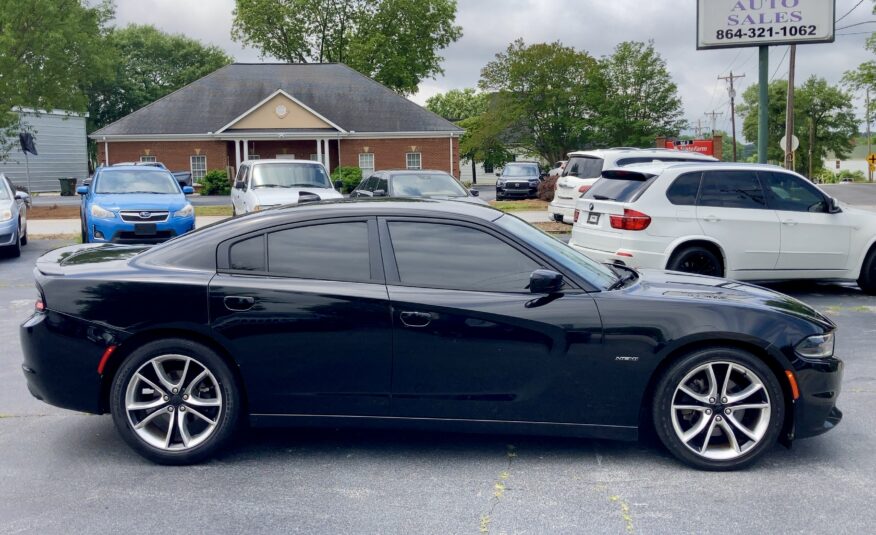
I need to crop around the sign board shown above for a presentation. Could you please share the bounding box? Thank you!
[868,153,876,167]
[665,139,715,156]
[779,134,800,153]
[697,0,836,50]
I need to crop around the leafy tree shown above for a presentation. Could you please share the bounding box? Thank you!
[478,39,599,164]
[88,25,232,134]
[425,88,488,122]
[591,41,687,147]
[0,0,114,161]
[738,78,857,177]
[232,0,461,95]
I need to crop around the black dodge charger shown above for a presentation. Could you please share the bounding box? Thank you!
[20,199,842,470]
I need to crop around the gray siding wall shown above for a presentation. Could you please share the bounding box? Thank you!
[0,110,88,192]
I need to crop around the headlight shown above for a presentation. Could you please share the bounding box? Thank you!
[0,208,11,222]
[795,332,835,359]
[173,204,194,218]
[529,179,540,186]
[90,204,115,219]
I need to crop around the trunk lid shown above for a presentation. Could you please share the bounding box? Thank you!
[36,244,150,276]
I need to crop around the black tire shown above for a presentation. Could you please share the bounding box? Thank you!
[652,347,784,471]
[20,221,27,246]
[7,225,21,258]
[110,338,240,465]
[857,249,876,295]
[552,213,564,223]
[495,194,504,201]
[667,245,723,278]
[80,218,88,244]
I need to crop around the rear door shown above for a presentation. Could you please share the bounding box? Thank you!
[696,170,780,271]
[209,217,393,416]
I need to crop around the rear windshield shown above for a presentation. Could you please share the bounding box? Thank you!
[96,170,180,194]
[502,163,539,177]
[583,174,655,203]
[563,156,604,178]
[252,163,330,189]
[615,156,708,166]
[391,173,467,198]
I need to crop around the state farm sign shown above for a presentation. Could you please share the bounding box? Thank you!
[665,140,716,156]
[697,0,836,50]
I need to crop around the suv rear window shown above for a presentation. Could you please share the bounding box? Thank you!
[564,156,604,178]
[583,171,655,203]
[666,172,703,206]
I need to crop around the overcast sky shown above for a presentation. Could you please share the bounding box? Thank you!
[113,0,874,141]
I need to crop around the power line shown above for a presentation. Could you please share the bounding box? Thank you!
[838,20,876,31]
[770,46,791,82]
[836,0,866,24]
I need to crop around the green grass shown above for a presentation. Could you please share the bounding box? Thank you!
[489,199,549,212]
[195,205,233,217]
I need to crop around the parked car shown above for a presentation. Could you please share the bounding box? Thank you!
[569,162,876,293]
[549,149,719,224]
[350,169,485,204]
[0,173,29,257]
[77,165,195,244]
[21,199,842,469]
[231,159,343,215]
[112,161,193,187]
[495,161,543,200]
[549,160,567,178]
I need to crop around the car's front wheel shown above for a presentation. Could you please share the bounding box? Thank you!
[857,248,876,295]
[652,347,784,471]
[110,338,240,464]
[667,245,723,277]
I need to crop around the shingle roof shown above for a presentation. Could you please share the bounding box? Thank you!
[91,63,462,137]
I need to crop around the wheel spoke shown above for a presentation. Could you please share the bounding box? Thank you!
[163,411,176,449]
[726,383,763,404]
[673,405,708,412]
[152,360,176,393]
[731,403,769,411]
[135,373,167,397]
[127,398,167,412]
[705,364,719,399]
[177,411,191,448]
[699,416,719,454]
[717,418,741,453]
[682,414,713,444]
[727,413,759,442]
[174,357,191,391]
[133,408,166,430]
[679,385,710,404]
[186,406,217,425]
[187,396,221,408]
[184,370,209,396]
[720,364,734,399]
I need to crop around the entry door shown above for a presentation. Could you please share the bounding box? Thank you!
[209,218,393,416]
[761,171,851,270]
[696,170,781,272]
[381,219,604,425]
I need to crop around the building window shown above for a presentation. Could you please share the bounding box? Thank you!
[406,152,422,170]
[359,153,375,175]
[483,162,494,174]
[140,155,156,163]
[190,155,207,180]
[249,154,260,160]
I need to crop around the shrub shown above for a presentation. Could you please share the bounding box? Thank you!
[200,170,230,196]
[538,175,558,201]
[837,169,866,182]
[331,166,364,193]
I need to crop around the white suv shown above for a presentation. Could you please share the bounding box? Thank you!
[549,149,718,223]
[569,162,876,293]
[231,159,343,215]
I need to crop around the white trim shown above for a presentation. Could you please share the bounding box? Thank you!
[243,140,249,161]
[234,140,241,171]
[324,139,331,174]
[214,89,347,134]
[89,131,464,142]
[316,139,322,167]
[449,135,454,177]
[88,134,217,141]
[104,142,109,165]
[13,106,89,118]
[345,131,462,139]
[190,154,207,180]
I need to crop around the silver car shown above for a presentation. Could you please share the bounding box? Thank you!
[0,174,30,257]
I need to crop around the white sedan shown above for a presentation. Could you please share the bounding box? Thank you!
[231,159,343,215]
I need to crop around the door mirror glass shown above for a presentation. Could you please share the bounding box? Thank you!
[529,269,564,294]
[470,189,480,197]
[14,191,28,201]
[76,186,89,195]
[182,186,194,195]
[829,196,842,214]
[333,180,343,191]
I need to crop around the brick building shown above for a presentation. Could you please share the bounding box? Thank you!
[90,63,463,181]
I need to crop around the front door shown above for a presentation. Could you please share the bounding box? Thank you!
[209,218,393,416]
[380,219,604,424]
[230,165,248,214]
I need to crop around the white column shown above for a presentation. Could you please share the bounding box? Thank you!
[243,139,249,161]
[324,139,331,173]
[104,141,110,165]
[316,139,322,166]
[234,140,241,171]
[449,135,454,177]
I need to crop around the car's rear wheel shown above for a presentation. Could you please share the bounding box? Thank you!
[667,245,723,277]
[553,213,564,222]
[857,249,876,295]
[110,339,240,465]
[6,222,21,257]
[652,347,784,471]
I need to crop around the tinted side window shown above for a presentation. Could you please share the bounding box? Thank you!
[761,172,828,213]
[268,222,371,282]
[699,171,766,209]
[666,172,702,206]
[388,222,541,292]
[564,156,604,178]
[230,235,265,272]
[376,177,389,193]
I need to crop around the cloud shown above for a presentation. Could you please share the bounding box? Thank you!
[111,0,873,142]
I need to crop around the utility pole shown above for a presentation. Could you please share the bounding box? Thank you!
[704,110,723,137]
[868,87,873,182]
[785,45,797,171]
[693,119,705,138]
[719,71,746,162]
[758,46,769,163]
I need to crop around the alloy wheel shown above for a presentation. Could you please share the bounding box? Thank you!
[679,252,719,276]
[124,354,223,451]
[670,361,771,461]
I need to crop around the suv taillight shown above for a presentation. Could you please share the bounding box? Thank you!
[578,185,591,194]
[573,209,580,223]
[610,209,651,231]
[35,297,45,312]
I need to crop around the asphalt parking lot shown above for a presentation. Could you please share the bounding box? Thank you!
[1,239,875,534]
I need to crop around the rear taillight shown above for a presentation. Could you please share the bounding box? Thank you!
[578,185,591,194]
[573,209,580,223]
[35,297,45,312]
[610,209,651,231]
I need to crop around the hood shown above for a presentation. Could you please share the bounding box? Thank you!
[251,187,343,206]
[631,269,835,330]
[93,193,188,211]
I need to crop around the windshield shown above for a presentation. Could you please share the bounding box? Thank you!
[391,173,468,198]
[584,173,657,202]
[563,156,604,178]
[96,170,180,194]
[494,214,618,290]
[252,163,331,189]
[502,164,539,177]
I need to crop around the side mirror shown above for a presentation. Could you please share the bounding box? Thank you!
[333,180,343,191]
[234,181,245,190]
[14,191,27,201]
[829,197,842,214]
[529,269,564,294]
[495,172,501,177]
[76,186,89,195]
[182,186,194,195]
[470,189,480,197]
[373,189,387,197]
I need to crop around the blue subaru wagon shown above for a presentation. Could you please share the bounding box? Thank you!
[78,166,195,244]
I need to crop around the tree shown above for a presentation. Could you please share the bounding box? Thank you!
[231,0,461,95]
[88,25,232,133]
[0,0,114,160]
[738,78,857,177]
[478,39,599,164]
[590,41,687,147]
[425,88,488,122]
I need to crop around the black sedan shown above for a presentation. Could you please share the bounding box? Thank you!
[20,200,842,469]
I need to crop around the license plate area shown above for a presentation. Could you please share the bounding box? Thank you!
[587,213,600,225]
[134,223,157,236]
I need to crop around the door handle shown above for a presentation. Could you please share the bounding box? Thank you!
[703,215,720,223]
[781,219,799,226]
[224,296,255,312]
[399,311,432,328]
